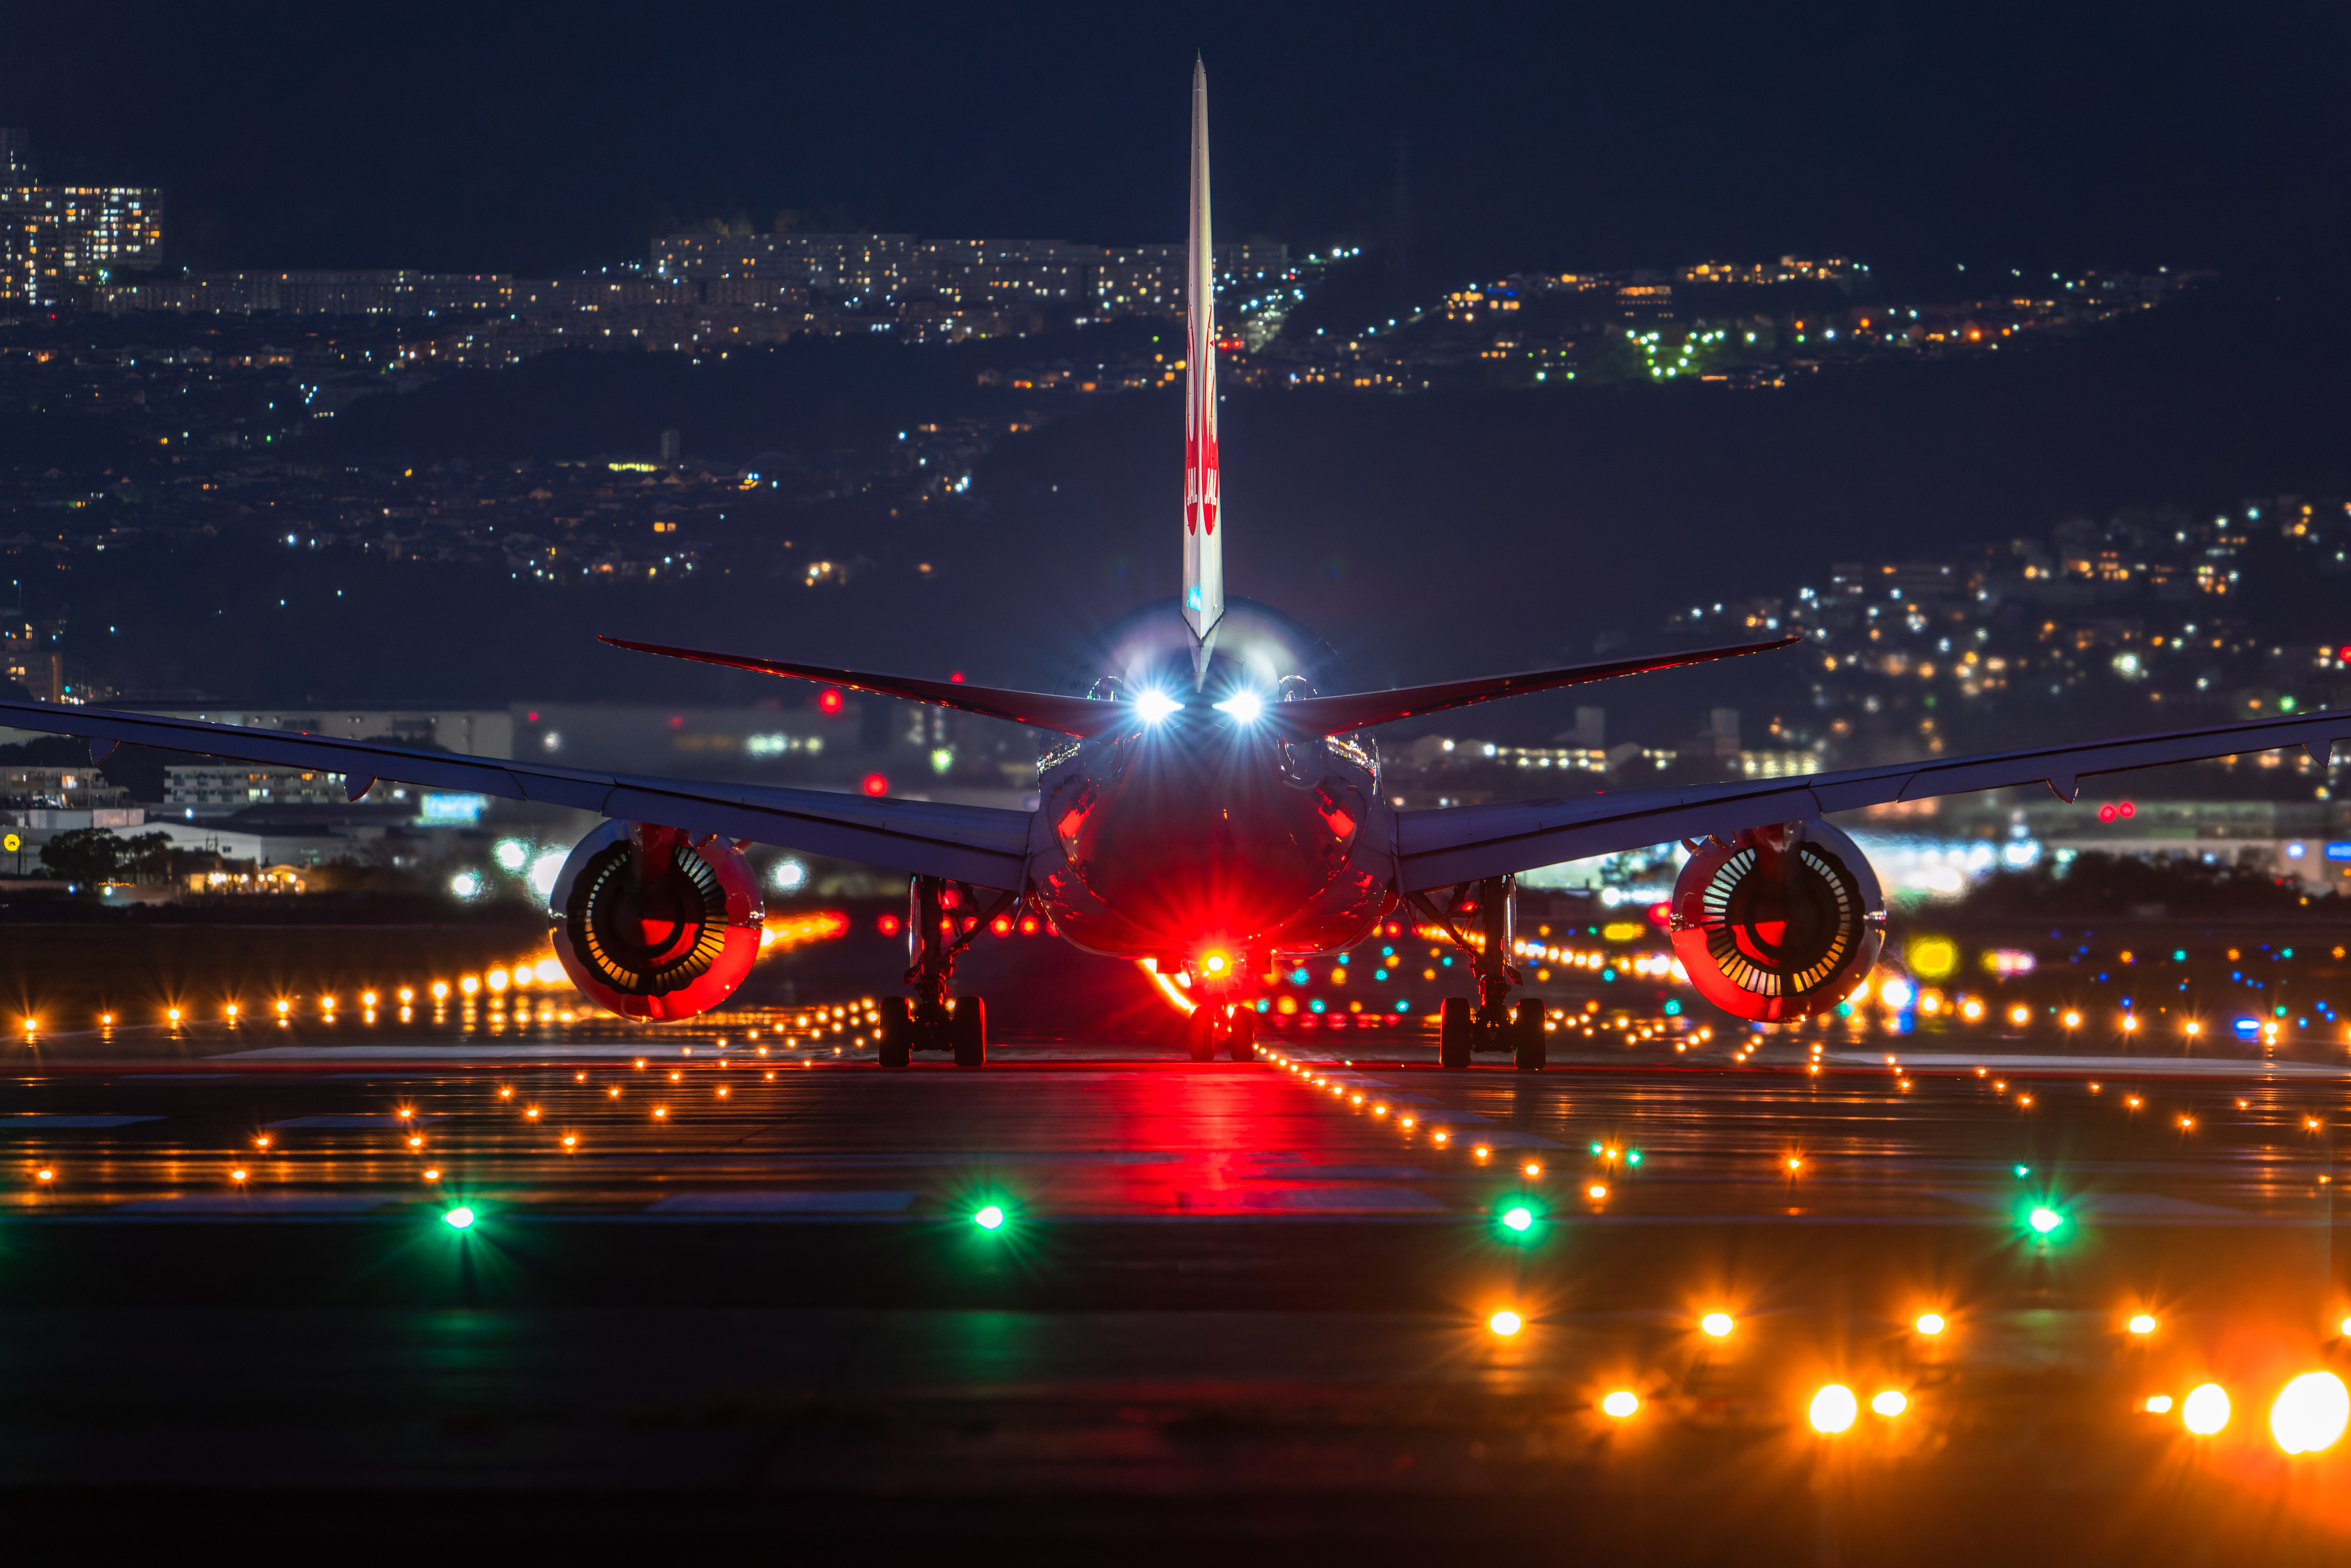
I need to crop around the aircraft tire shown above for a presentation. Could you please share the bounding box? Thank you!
[878,998,915,1070]
[951,996,987,1067]
[1227,1010,1257,1061]
[1184,1007,1217,1062]
[1438,997,1473,1069]
[1512,997,1547,1072]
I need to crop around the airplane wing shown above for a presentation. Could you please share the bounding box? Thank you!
[1395,706,2351,891]
[0,699,1032,889]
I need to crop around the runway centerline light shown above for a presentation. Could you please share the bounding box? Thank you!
[2182,1383,2231,1436]
[1600,1390,1639,1419]
[1871,1389,1909,1418]
[443,1207,475,1229]
[1915,1312,1948,1336]
[1809,1383,1859,1435]
[2271,1372,2350,1454]
[1700,1312,1734,1339]
[1488,1309,1523,1338]
[973,1204,1006,1230]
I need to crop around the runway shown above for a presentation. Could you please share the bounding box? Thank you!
[6,1011,2351,1562]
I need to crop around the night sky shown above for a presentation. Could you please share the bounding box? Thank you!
[5,3,2345,286]
[10,4,2351,744]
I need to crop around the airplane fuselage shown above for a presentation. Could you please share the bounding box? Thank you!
[1025,597,1395,973]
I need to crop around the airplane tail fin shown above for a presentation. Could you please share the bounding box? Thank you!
[1181,55,1223,676]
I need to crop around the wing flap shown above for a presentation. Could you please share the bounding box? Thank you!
[0,699,1032,887]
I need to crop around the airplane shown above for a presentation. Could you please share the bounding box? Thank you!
[6,58,2351,1070]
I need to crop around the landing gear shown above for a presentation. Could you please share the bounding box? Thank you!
[950,996,986,1068]
[883,875,1014,1068]
[1438,996,1473,1070]
[1412,875,1548,1071]
[1512,997,1548,1073]
[1184,1006,1217,1062]
[1227,1009,1257,1062]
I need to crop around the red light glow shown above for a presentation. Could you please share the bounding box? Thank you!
[818,688,845,715]
[877,914,902,936]
[862,773,889,797]
[950,672,966,683]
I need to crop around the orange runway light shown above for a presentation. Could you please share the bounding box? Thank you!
[253,1136,269,1149]
[561,1135,577,1148]
[1588,1184,1608,1200]
[35,1167,53,1182]
[423,1168,440,1181]
[230,1168,246,1182]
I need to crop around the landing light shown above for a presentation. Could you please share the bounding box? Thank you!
[1135,690,1183,725]
[1213,690,1265,723]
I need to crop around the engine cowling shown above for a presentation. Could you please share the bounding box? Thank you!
[549,820,765,1021]
[1669,822,1884,1021]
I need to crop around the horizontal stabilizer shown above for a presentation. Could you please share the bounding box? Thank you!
[601,636,1114,736]
[1273,634,1801,738]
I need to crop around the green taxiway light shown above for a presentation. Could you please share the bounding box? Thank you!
[1500,1204,1535,1233]
[443,1207,476,1229]
[1627,1151,1643,1165]
[2027,1205,2064,1235]
[2015,1164,2031,1178]
[973,1204,1006,1231]
[1590,1143,1604,1155]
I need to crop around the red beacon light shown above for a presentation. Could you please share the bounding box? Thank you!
[817,687,845,716]
[1646,901,1672,927]
[877,913,902,937]
[2097,800,2137,822]
[861,773,889,798]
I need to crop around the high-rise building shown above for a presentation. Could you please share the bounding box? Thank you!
[0,133,165,306]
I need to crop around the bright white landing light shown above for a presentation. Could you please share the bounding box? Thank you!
[1214,690,1265,723]
[1135,689,1183,725]
[2270,1372,2350,1454]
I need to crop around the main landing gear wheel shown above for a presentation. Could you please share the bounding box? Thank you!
[1227,1010,1258,1062]
[950,996,987,1068]
[1512,996,1548,1073]
[1438,997,1473,1070]
[878,997,915,1070]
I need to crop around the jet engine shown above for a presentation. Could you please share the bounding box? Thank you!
[548,820,765,1021]
[1668,822,1884,1022]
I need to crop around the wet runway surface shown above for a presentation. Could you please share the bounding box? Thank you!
[9,1012,2351,1563]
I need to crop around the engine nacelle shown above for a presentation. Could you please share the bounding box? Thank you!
[549,820,765,1021]
[1669,822,1884,1022]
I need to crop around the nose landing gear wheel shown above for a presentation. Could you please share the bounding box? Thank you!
[1183,1007,1217,1062]
[1227,1010,1257,1061]
[950,996,987,1067]
[1512,996,1547,1072]
[1438,997,1472,1069]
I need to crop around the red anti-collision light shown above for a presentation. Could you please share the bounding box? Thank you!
[877,914,902,936]
[862,773,889,797]
[818,688,845,715]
